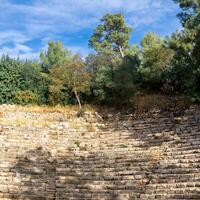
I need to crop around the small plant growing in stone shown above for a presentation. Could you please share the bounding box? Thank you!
[119,144,128,148]
[87,122,95,132]
[76,108,85,118]
[79,145,87,151]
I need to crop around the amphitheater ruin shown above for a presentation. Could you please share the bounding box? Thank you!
[0,105,200,199]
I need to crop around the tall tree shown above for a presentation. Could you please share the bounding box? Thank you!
[86,50,139,105]
[139,33,174,90]
[64,55,91,109]
[174,0,200,64]
[169,0,200,97]
[20,61,49,104]
[89,13,131,58]
[0,55,23,104]
[49,54,91,108]
[40,41,71,70]
[86,52,120,103]
[174,0,200,26]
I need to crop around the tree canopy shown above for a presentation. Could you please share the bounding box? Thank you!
[40,41,72,70]
[89,13,131,58]
[1,3,200,107]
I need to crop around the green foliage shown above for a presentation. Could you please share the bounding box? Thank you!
[86,52,118,103]
[92,65,114,102]
[19,62,49,104]
[86,51,139,105]
[1,9,200,106]
[0,55,23,104]
[139,33,174,91]
[113,59,138,104]
[49,54,91,108]
[88,14,139,105]
[173,0,200,26]
[125,45,140,58]
[114,47,140,104]
[48,65,72,105]
[89,13,131,58]
[14,90,39,105]
[163,32,193,94]
[64,55,90,94]
[40,41,72,70]
[165,1,200,97]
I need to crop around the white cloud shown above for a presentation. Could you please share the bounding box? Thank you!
[0,0,180,59]
[67,45,92,58]
[0,31,29,45]
[0,43,38,60]
[18,53,39,60]
[0,0,178,33]
[15,44,32,52]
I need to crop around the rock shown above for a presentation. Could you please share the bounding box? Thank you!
[0,105,200,199]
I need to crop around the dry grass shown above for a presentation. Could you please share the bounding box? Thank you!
[148,149,162,165]
[4,117,52,127]
[69,121,81,130]
[0,112,3,118]
[17,104,95,113]
[86,123,95,132]
[133,93,171,111]
[133,93,190,111]
[0,104,95,114]
[147,143,168,167]
[0,104,97,128]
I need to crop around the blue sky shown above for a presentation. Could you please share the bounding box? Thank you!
[0,0,181,59]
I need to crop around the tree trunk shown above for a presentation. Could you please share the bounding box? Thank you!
[74,88,82,110]
[119,45,125,59]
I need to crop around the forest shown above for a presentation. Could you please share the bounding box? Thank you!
[0,0,199,108]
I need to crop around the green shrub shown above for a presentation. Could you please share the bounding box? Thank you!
[0,56,23,104]
[14,90,39,105]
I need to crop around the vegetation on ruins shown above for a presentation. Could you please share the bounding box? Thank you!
[0,0,199,107]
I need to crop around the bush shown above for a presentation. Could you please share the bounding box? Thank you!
[19,62,49,104]
[14,90,39,105]
[0,56,23,104]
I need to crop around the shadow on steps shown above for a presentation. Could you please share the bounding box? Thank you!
[7,147,144,200]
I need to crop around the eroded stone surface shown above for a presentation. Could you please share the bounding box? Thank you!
[0,105,200,199]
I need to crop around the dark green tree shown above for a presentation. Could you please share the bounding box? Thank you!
[139,33,174,91]
[89,13,131,58]
[86,50,139,105]
[86,52,119,103]
[0,55,23,104]
[88,13,139,105]
[166,0,200,99]
[40,41,72,70]
[174,0,200,68]
[19,61,49,104]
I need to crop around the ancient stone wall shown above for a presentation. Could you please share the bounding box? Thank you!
[0,105,200,199]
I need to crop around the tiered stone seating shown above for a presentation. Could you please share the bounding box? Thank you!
[0,105,200,199]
